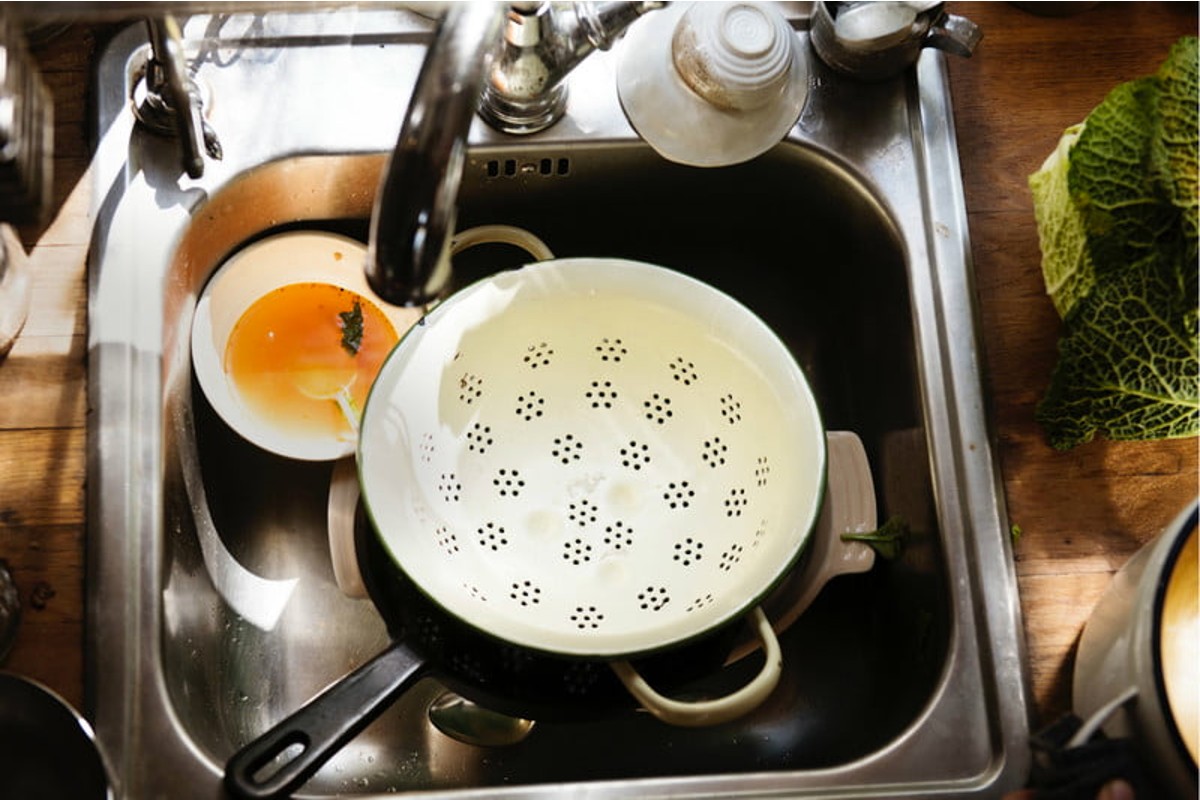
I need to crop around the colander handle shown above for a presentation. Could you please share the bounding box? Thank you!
[609,606,781,727]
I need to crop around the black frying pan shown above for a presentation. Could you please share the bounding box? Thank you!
[223,505,744,799]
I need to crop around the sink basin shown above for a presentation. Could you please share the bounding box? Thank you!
[87,7,1030,798]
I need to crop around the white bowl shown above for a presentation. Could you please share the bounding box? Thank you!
[617,1,809,167]
[191,230,421,461]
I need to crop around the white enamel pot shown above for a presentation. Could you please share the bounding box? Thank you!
[358,257,824,701]
[1072,500,1198,799]
[226,258,828,798]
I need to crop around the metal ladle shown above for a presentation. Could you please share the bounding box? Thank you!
[428,692,536,747]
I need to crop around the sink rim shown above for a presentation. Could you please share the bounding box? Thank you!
[85,11,1030,798]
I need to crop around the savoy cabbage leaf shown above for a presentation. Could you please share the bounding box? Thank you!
[1030,36,1199,450]
[1029,124,1090,318]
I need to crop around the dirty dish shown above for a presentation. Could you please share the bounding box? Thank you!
[191,231,420,461]
[617,1,808,167]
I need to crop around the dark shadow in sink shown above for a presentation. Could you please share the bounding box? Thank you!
[161,142,950,792]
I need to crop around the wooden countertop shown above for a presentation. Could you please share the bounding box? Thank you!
[0,0,1195,768]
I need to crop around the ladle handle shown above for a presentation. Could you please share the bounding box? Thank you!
[224,641,427,800]
[611,607,782,726]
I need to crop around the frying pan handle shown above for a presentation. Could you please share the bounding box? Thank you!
[224,641,427,799]
[610,607,781,727]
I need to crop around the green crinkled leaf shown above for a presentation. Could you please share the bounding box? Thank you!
[1029,124,1092,318]
[1154,36,1199,248]
[1068,76,1180,275]
[1030,36,1199,449]
[1036,250,1199,450]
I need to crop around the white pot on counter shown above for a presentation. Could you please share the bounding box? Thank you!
[1073,500,1198,800]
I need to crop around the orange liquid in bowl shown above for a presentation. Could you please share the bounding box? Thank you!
[224,282,399,443]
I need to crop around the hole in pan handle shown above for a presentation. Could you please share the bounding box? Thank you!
[224,641,429,800]
[610,607,782,727]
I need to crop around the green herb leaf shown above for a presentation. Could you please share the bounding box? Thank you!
[840,515,909,561]
[339,300,364,356]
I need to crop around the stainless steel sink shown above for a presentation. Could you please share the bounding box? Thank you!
[87,6,1030,798]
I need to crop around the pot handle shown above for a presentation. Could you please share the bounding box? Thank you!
[1067,685,1140,748]
[224,641,428,800]
[610,607,782,727]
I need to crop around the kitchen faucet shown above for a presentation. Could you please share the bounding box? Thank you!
[138,16,222,179]
[364,0,666,307]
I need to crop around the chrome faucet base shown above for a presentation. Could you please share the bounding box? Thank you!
[480,83,569,136]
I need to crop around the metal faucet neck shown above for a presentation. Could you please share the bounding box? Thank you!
[365,2,505,307]
[366,1,665,307]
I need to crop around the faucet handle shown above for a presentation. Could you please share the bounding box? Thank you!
[480,1,666,135]
[137,17,222,179]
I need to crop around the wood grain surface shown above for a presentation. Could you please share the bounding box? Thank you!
[0,1,1195,767]
[946,1,1198,727]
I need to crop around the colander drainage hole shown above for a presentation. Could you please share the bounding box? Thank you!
[586,381,617,409]
[434,526,459,555]
[570,606,604,630]
[459,374,484,405]
[438,474,462,503]
[664,481,695,509]
[603,521,633,550]
[644,394,673,424]
[420,433,436,463]
[719,393,742,425]
[719,544,745,572]
[673,537,703,566]
[724,488,747,517]
[494,468,525,497]
[701,437,728,468]
[619,441,650,470]
[562,662,602,695]
[596,337,627,362]
[515,392,545,421]
[510,580,541,606]
[637,586,670,611]
[669,357,699,386]
[476,522,509,551]
[552,434,583,464]
[755,456,771,486]
[568,499,598,527]
[467,423,494,454]
[563,538,593,565]
[523,342,554,369]
[414,614,443,644]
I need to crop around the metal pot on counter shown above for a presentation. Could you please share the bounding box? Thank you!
[1073,500,1198,800]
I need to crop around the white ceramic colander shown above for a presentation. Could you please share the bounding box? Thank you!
[358,257,827,723]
